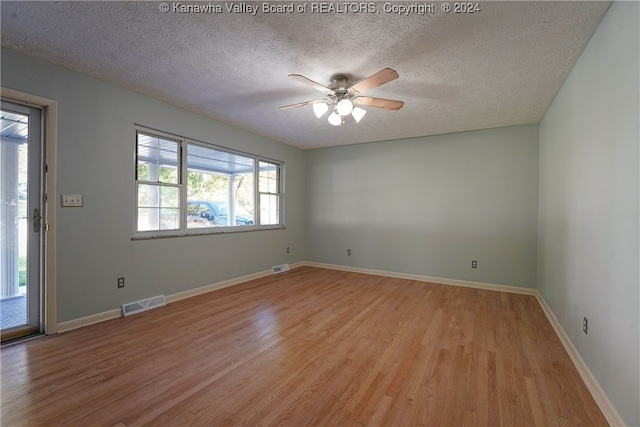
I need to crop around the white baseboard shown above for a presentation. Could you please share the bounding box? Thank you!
[534,294,625,426]
[57,309,121,333]
[301,261,538,295]
[57,261,306,333]
[165,270,272,304]
[55,260,622,425]
[166,261,305,304]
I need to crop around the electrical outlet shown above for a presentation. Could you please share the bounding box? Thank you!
[583,317,588,334]
[287,246,290,254]
[347,249,351,256]
[471,260,477,268]
[117,277,125,288]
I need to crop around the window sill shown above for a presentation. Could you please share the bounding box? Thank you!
[131,225,285,240]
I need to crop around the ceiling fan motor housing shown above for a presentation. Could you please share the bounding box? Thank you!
[330,73,350,87]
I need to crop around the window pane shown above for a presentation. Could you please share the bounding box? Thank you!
[138,184,179,208]
[137,183,179,231]
[187,170,229,201]
[259,194,279,225]
[268,175,277,193]
[187,201,219,228]
[137,208,180,231]
[187,144,254,227]
[259,176,269,192]
[160,186,179,207]
[259,161,278,194]
[137,133,179,184]
[137,163,149,181]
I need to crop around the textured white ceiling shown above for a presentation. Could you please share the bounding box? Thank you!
[1,1,611,149]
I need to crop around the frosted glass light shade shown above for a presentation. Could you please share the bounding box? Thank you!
[328,111,342,126]
[313,102,329,118]
[351,107,367,123]
[336,99,354,116]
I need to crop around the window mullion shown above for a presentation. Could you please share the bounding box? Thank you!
[180,140,187,231]
[253,159,260,226]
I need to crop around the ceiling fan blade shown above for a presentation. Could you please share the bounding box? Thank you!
[279,99,325,110]
[355,96,404,111]
[288,74,335,94]
[349,68,399,94]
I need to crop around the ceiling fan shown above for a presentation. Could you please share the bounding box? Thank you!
[279,68,404,126]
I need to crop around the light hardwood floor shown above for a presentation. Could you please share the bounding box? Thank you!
[1,267,607,426]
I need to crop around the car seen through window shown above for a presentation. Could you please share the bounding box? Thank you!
[187,201,253,228]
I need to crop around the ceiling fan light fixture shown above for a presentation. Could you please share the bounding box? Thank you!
[351,107,367,123]
[328,111,342,126]
[313,102,329,118]
[281,68,403,127]
[336,98,354,116]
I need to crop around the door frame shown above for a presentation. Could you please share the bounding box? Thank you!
[1,87,58,335]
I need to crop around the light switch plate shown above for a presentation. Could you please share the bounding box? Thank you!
[61,194,83,207]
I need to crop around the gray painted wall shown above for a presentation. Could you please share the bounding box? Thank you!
[1,47,306,323]
[305,125,540,287]
[2,1,638,421]
[538,1,639,425]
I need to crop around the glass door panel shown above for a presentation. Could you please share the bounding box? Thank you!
[1,100,42,343]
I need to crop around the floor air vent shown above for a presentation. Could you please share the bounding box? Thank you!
[272,264,290,274]
[121,295,166,317]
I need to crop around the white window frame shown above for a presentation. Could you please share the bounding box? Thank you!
[133,126,284,239]
[257,160,282,226]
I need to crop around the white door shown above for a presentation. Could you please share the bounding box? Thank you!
[1,99,43,343]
